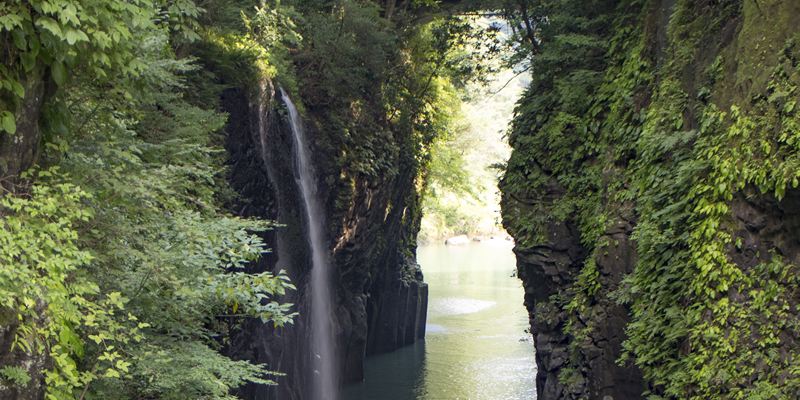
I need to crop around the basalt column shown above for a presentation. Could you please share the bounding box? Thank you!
[222,81,427,399]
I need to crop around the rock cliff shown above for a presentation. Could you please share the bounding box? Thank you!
[501,0,800,398]
[222,82,427,399]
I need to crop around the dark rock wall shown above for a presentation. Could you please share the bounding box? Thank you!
[0,304,51,400]
[504,174,646,400]
[502,0,800,398]
[0,63,56,400]
[222,82,427,399]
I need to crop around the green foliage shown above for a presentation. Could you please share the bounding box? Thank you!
[623,3,800,395]
[502,0,644,252]
[296,0,393,106]
[278,0,493,248]
[188,0,302,99]
[496,2,651,392]
[502,0,800,398]
[0,173,117,398]
[425,133,476,195]
[0,365,32,387]
[0,0,512,397]
[1,6,297,399]
[419,66,524,242]
[0,0,203,132]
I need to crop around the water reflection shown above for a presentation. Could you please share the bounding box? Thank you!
[429,297,496,316]
[342,240,537,400]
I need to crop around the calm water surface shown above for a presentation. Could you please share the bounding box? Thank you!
[342,240,537,400]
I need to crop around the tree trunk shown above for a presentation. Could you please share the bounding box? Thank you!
[0,303,53,400]
[385,0,396,20]
[519,4,541,55]
[0,61,50,194]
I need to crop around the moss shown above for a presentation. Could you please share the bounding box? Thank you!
[503,0,800,397]
[0,306,15,327]
[727,0,800,106]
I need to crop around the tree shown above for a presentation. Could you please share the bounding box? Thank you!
[0,2,298,398]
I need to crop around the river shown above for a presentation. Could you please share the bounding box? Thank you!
[342,239,537,400]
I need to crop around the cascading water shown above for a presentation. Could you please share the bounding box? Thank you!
[280,88,338,400]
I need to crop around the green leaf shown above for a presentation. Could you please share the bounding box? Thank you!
[65,53,79,68]
[12,80,24,98]
[51,61,67,86]
[0,366,32,387]
[2,113,16,134]
[65,29,79,45]
[59,326,71,348]
[36,17,62,38]
[21,52,35,73]
[38,45,53,65]
[72,336,84,360]
[61,4,81,26]
[28,36,40,57]
[0,13,25,31]
[64,29,88,45]
[776,184,785,200]
[11,29,26,50]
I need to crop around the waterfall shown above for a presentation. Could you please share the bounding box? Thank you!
[280,88,338,400]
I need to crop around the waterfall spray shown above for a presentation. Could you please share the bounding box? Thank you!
[280,88,338,400]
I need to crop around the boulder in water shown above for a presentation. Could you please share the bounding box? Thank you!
[445,235,470,245]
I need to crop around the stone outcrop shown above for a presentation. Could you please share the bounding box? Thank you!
[0,304,51,400]
[504,173,646,399]
[221,82,427,399]
[444,235,470,245]
[501,0,800,398]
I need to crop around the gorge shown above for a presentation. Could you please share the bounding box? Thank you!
[4,0,800,400]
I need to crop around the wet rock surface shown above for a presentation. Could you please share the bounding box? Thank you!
[222,84,426,399]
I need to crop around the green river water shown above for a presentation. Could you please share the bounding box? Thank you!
[342,240,537,400]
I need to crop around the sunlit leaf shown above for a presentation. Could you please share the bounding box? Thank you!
[2,113,16,134]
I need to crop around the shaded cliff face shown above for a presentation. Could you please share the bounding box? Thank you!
[0,62,55,400]
[501,0,800,398]
[0,304,51,400]
[221,82,427,399]
[502,168,646,399]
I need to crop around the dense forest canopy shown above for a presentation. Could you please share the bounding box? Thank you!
[0,0,301,398]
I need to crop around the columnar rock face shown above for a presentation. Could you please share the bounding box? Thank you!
[221,83,427,399]
[505,177,646,400]
[0,303,51,400]
[502,0,800,398]
[0,63,58,400]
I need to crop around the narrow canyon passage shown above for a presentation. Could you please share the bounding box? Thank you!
[337,58,537,399]
[342,240,536,399]
[9,1,800,399]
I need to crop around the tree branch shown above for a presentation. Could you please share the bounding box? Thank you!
[385,0,396,20]
[519,4,541,55]
[487,66,531,99]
